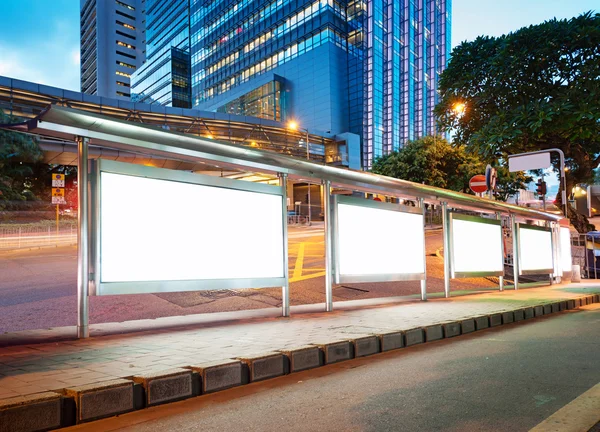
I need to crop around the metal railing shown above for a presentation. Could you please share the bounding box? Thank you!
[0,225,77,250]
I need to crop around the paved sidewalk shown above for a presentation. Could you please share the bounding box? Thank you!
[0,282,598,404]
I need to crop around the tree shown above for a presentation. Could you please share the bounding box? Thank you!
[435,12,600,230]
[372,136,529,199]
[0,110,43,208]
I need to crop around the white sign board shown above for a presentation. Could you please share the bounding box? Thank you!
[51,196,66,204]
[518,225,553,274]
[450,214,503,277]
[508,152,551,172]
[335,197,425,283]
[98,168,285,293]
[560,227,572,273]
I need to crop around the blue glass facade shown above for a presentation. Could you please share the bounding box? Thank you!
[131,0,192,107]
[135,0,451,168]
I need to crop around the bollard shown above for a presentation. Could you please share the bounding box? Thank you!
[571,264,581,282]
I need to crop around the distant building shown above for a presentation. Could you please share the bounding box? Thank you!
[79,0,146,98]
[190,0,452,168]
[130,0,192,108]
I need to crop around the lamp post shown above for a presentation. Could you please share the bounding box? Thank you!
[288,121,311,225]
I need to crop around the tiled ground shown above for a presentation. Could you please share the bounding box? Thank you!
[0,283,598,401]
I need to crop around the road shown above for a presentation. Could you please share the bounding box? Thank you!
[0,225,497,332]
[66,304,600,432]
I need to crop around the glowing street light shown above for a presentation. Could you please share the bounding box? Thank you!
[453,102,466,116]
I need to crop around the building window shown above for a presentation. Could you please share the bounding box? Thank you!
[116,60,136,69]
[116,70,131,78]
[116,91,131,97]
[116,80,131,87]
[116,10,136,20]
[116,40,136,49]
[116,20,135,31]
[116,30,136,40]
[115,0,135,10]
[116,50,136,60]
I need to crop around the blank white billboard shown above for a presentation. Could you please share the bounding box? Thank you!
[519,225,553,274]
[335,199,425,282]
[99,171,285,287]
[450,215,503,277]
[508,152,551,172]
[560,227,572,272]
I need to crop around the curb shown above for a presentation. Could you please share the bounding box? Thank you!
[0,294,598,431]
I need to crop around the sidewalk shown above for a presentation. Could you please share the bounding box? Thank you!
[1,283,599,430]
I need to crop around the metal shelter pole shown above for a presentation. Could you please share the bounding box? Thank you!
[442,202,451,298]
[324,179,333,312]
[497,212,504,292]
[279,173,290,317]
[76,136,89,339]
[418,198,427,300]
[511,214,519,290]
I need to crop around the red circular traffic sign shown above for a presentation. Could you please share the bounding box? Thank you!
[469,175,488,194]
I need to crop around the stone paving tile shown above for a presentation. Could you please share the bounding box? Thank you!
[0,285,599,400]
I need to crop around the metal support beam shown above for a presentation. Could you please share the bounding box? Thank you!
[418,198,427,301]
[497,212,504,292]
[76,136,89,338]
[324,179,333,312]
[279,173,290,317]
[442,202,451,298]
[511,214,519,290]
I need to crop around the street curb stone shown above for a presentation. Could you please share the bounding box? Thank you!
[534,305,544,316]
[559,301,567,311]
[502,311,514,324]
[551,303,560,313]
[513,309,525,322]
[378,331,404,351]
[189,360,243,393]
[474,316,489,330]
[524,307,535,319]
[567,300,576,309]
[315,341,353,364]
[443,322,461,338]
[489,313,502,327]
[64,379,133,423]
[543,304,552,314]
[239,353,287,382]
[424,325,443,342]
[351,336,380,357]
[0,392,62,432]
[460,319,475,334]
[132,368,193,407]
[405,328,424,346]
[279,347,322,372]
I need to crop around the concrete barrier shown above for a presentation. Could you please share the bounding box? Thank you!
[64,379,133,423]
[133,368,193,407]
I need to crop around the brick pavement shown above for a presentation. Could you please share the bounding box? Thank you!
[0,283,599,403]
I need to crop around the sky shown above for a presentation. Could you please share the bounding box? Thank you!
[0,0,597,91]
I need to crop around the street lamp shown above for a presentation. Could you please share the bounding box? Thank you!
[288,120,311,225]
[452,102,466,116]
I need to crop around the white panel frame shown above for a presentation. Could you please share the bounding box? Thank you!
[449,213,504,279]
[517,223,554,275]
[332,195,426,284]
[90,159,286,296]
[560,227,572,273]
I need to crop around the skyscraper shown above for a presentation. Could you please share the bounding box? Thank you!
[80,0,146,98]
[126,0,451,169]
[130,0,192,108]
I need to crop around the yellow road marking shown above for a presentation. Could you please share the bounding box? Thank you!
[529,381,600,432]
[292,243,305,279]
[290,271,327,283]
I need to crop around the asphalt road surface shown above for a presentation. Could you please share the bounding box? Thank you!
[66,304,600,432]
[0,225,498,332]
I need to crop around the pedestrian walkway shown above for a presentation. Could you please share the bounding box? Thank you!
[1,283,599,431]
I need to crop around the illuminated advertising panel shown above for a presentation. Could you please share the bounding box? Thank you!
[449,214,504,278]
[518,224,553,275]
[94,160,285,295]
[560,227,572,273]
[334,195,425,283]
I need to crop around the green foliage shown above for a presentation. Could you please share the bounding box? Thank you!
[0,110,43,206]
[436,12,600,190]
[371,136,529,199]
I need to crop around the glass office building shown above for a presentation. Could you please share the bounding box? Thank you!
[131,0,192,108]
[136,0,451,168]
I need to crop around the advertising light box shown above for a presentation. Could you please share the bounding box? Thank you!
[334,196,425,283]
[449,214,504,278]
[518,224,553,275]
[94,160,286,295]
[560,227,572,273]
